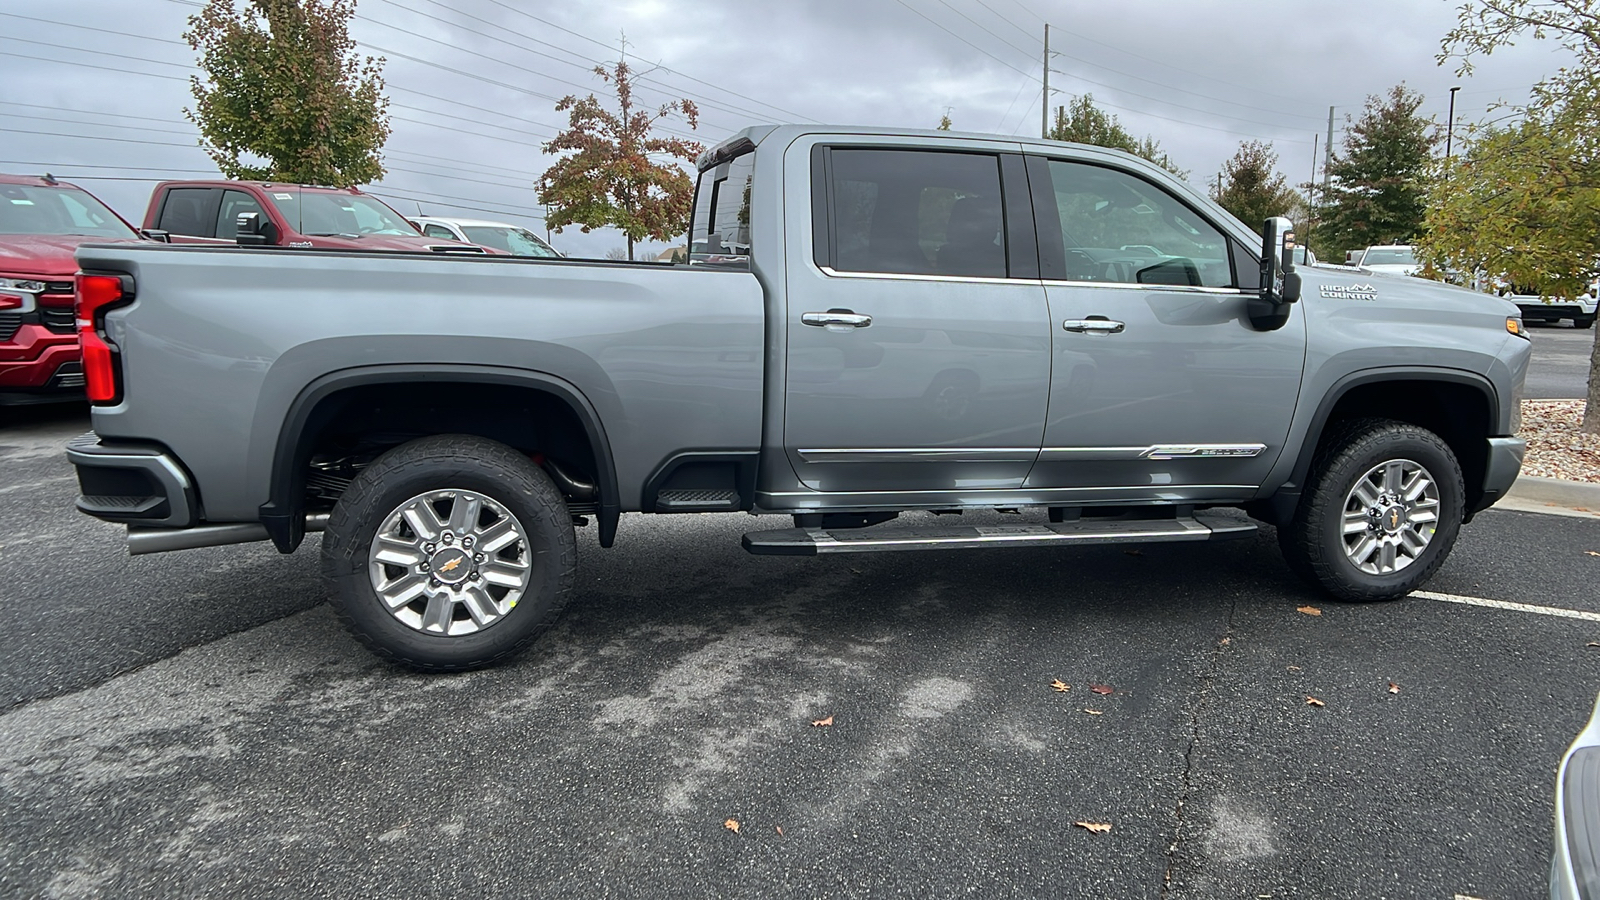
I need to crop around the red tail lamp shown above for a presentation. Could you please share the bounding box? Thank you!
[74,273,133,403]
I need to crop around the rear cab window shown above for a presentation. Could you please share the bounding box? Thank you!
[157,187,223,238]
[689,152,754,268]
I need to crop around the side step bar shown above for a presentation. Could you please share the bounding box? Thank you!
[741,513,1255,556]
[127,513,329,556]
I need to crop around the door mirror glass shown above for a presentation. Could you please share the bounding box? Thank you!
[1259,216,1301,304]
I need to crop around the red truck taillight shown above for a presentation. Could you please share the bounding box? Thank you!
[74,273,133,403]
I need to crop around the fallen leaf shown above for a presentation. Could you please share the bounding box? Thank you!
[850,567,863,573]
[1050,679,1070,693]
[775,826,784,836]
[1123,549,1144,557]
[1090,684,1114,695]
[1586,551,1600,557]
[1388,683,1400,694]
[1287,665,1303,673]
[724,819,740,834]
[1219,637,1232,646]
[1084,709,1103,715]
[811,715,834,727]
[1587,642,1600,649]
[1073,821,1112,834]
[1297,605,1322,617]
[1306,696,1326,707]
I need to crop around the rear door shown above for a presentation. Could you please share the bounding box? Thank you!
[781,141,1052,493]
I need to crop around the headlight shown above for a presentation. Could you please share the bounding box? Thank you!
[1506,316,1530,339]
[0,278,46,293]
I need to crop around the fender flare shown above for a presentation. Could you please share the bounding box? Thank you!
[258,364,620,552]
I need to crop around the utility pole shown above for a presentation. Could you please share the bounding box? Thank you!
[1309,133,1319,191]
[1446,85,1460,160]
[1323,106,1334,195]
[1041,24,1050,140]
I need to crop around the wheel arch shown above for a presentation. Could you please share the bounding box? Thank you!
[1262,367,1500,525]
[260,364,620,552]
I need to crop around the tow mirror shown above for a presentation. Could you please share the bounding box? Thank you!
[236,212,277,247]
[1260,216,1301,305]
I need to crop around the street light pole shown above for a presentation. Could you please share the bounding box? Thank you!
[1446,86,1460,160]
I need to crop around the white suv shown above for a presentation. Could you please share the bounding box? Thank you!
[408,216,561,258]
[1498,280,1598,329]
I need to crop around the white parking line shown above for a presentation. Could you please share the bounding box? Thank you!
[1412,590,1600,623]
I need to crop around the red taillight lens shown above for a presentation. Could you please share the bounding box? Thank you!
[75,273,130,403]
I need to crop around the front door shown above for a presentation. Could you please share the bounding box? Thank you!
[783,146,1052,494]
[1024,156,1306,501]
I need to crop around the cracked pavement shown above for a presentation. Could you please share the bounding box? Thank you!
[3,404,1600,899]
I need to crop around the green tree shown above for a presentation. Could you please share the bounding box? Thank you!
[184,0,389,186]
[1433,1,1600,432]
[936,113,952,131]
[1313,84,1436,261]
[1212,140,1304,228]
[1047,94,1186,178]
[537,59,701,261]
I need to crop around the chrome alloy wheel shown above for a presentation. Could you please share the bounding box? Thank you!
[1340,458,1441,576]
[367,489,532,636]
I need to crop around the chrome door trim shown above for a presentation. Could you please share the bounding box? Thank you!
[756,484,1258,512]
[1041,279,1253,296]
[797,447,1041,464]
[817,265,1029,286]
[1038,444,1267,462]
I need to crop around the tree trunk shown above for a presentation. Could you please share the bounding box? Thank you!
[1585,326,1600,435]
[626,236,634,261]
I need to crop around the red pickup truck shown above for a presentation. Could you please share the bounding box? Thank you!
[141,181,494,253]
[1,173,144,405]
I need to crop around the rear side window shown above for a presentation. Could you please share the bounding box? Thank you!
[158,188,221,238]
[825,149,1006,279]
[215,190,264,240]
[689,152,754,268]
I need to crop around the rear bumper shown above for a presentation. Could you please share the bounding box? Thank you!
[66,432,198,528]
[1472,436,1525,515]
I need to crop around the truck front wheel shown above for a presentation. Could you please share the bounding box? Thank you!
[320,434,576,672]
[1279,419,1464,602]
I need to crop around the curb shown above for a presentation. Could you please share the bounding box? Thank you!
[1501,475,1600,519]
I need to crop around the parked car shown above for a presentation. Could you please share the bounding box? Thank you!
[69,125,1529,672]
[142,181,495,254]
[1551,692,1600,899]
[1352,245,1421,277]
[408,216,561,257]
[0,173,146,405]
[1497,281,1597,329]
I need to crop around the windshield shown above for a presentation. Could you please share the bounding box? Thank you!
[264,189,420,236]
[1362,247,1416,266]
[0,184,136,238]
[462,225,559,257]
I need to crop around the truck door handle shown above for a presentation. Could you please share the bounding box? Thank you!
[1062,317,1125,334]
[802,310,873,328]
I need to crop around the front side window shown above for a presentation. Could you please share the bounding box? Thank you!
[216,190,265,240]
[1044,160,1233,288]
[827,149,1006,278]
[423,224,456,240]
[689,152,754,268]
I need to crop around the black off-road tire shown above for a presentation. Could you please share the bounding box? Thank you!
[1575,314,1595,330]
[1278,418,1465,602]
[320,434,576,672]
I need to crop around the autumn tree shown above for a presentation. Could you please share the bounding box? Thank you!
[1312,84,1436,260]
[937,113,953,131]
[1048,94,1187,178]
[1430,0,1600,432]
[1213,140,1303,227]
[537,59,700,261]
[184,0,389,186]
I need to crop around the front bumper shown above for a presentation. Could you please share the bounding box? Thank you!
[66,432,198,528]
[1472,435,1525,515]
[0,323,81,402]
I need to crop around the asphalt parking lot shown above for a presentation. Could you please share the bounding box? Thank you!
[2,402,1599,899]
[1524,322,1595,400]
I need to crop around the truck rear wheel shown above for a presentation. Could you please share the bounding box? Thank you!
[320,434,576,672]
[1576,314,1595,330]
[1279,419,1464,602]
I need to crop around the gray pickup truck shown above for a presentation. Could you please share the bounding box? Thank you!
[67,125,1531,671]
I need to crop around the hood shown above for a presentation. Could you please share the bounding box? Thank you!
[294,233,499,254]
[0,233,140,277]
[1297,266,1518,321]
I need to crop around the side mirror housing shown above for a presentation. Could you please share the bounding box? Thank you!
[1259,216,1301,305]
[235,212,277,246]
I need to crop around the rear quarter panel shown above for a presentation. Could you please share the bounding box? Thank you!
[74,245,765,520]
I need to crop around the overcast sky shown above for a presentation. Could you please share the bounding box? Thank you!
[0,0,1574,258]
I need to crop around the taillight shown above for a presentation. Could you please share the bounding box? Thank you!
[74,273,133,403]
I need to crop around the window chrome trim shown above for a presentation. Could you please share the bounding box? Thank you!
[817,265,1028,286]
[1040,279,1251,295]
[1039,444,1267,462]
[798,448,1040,464]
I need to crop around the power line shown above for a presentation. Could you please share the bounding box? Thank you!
[0,11,187,46]
[892,0,1042,83]
[930,0,1039,61]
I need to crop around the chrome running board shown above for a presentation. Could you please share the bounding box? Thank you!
[741,513,1255,556]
